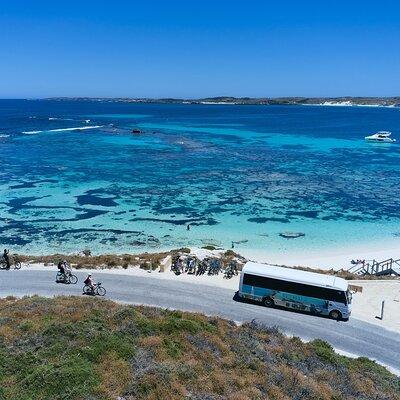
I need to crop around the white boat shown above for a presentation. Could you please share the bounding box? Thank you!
[365,131,396,143]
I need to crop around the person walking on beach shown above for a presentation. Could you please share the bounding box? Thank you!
[3,249,10,270]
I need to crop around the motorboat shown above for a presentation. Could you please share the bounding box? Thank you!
[365,131,396,143]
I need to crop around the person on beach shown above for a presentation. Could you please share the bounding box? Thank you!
[3,249,10,270]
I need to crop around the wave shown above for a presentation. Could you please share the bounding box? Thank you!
[48,117,74,121]
[0,134,10,138]
[22,125,103,134]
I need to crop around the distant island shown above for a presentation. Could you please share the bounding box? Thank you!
[43,96,400,107]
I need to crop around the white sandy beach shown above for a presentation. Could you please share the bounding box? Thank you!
[240,243,400,271]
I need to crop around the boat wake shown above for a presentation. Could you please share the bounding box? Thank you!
[22,125,103,134]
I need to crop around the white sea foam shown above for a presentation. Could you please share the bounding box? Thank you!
[48,117,74,121]
[0,134,10,138]
[22,125,103,134]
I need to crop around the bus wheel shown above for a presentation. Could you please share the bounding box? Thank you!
[263,297,274,307]
[329,310,342,320]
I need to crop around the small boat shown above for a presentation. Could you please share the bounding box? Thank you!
[365,131,396,143]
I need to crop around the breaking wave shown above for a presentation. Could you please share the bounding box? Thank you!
[22,126,103,134]
[48,117,74,121]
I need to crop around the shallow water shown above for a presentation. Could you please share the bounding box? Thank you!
[1,100,400,258]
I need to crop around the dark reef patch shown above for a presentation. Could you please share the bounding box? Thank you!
[248,217,290,224]
[156,206,197,215]
[7,196,46,210]
[76,194,118,207]
[0,236,31,245]
[131,216,218,226]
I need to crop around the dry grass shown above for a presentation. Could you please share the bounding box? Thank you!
[0,296,399,400]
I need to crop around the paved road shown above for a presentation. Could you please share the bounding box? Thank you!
[1,269,399,372]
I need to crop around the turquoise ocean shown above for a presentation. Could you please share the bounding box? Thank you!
[1,100,399,262]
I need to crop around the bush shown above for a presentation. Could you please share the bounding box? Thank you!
[309,339,338,364]
[0,297,398,400]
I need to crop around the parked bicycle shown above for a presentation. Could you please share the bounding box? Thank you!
[207,258,222,276]
[196,259,208,276]
[185,257,197,274]
[224,260,239,279]
[171,255,185,275]
[83,282,106,296]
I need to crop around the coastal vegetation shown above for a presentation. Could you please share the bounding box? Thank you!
[44,96,400,106]
[0,296,398,400]
[16,250,395,280]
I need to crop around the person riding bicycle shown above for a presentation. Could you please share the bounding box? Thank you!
[57,260,66,281]
[3,249,10,270]
[84,273,95,293]
[63,260,71,277]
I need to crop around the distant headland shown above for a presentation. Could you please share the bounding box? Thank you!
[42,96,400,107]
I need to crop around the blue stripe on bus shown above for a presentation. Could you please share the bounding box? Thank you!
[241,284,328,308]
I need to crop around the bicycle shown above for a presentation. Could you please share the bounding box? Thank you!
[83,282,106,296]
[224,261,238,279]
[0,255,22,270]
[185,257,197,274]
[56,271,78,284]
[207,258,221,276]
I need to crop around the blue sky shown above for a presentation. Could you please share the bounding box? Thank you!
[1,1,399,98]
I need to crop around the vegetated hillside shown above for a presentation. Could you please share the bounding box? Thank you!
[44,96,400,106]
[0,297,398,400]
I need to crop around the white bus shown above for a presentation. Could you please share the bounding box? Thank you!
[238,261,352,320]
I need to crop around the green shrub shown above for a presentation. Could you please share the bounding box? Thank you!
[0,297,398,400]
[309,339,338,364]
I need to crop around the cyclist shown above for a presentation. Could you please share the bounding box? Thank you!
[3,249,10,270]
[63,260,72,278]
[57,260,66,281]
[84,273,95,293]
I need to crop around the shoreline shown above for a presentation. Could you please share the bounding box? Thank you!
[15,239,400,271]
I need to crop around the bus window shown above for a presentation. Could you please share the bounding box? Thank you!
[243,273,347,304]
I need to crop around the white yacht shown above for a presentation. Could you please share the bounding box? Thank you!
[365,131,396,143]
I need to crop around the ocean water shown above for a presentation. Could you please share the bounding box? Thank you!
[1,99,400,260]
